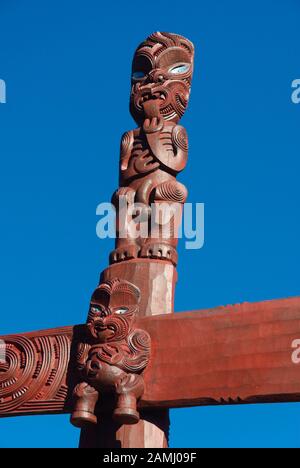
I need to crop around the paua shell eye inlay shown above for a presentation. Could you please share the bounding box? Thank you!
[169,64,190,74]
[132,71,146,80]
[115,307,129,315]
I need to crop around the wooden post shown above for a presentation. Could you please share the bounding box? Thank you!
[78,31,194,447]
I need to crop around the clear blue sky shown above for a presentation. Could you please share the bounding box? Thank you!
[0,0,299,448]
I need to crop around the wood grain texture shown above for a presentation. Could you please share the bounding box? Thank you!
[101,260,177,317]
[140,296,300,407]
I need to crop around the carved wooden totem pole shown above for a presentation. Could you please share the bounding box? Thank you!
[1,31,300,449]
[75,31,194,447]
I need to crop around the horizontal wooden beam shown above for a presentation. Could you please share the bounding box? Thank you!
[0,326,73,417]
[0,297,300,418]
[141,297,300,407]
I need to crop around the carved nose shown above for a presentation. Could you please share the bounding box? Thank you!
[99,309,109,318]
[148,69,166,83]
[94,319,105,329]
[87,360,101,376]
[91,361,100,370]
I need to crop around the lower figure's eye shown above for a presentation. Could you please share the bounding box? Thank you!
[169,64,190,74]
[132,71,146,80]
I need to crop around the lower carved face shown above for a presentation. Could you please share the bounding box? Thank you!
[87,305,135,343]
[130,31,194,125]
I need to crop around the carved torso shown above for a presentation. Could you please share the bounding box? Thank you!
[120,122,188,190]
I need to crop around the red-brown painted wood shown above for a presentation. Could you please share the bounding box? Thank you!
[1,296,300,419]
[140,296,300,407]
[77,29,195,446]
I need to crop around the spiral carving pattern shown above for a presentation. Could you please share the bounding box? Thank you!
[120,131,131,159]
[155,180,188,203]
[124,329,151,372]
[0,329,72,416]
[172,125,188,152]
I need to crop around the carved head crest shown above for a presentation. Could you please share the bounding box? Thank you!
[130,31,194,125]
[87,279,140,343]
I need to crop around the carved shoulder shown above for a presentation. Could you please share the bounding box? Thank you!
[120,130,134,171]
[171,124,188,153]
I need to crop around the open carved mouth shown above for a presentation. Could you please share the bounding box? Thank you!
[138,85,168,105]
[94,322,106,332]
[94,322,115,334]
[140,92,166,103]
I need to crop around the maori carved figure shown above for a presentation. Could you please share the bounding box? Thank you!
[110,32,194,266]
[71,279,151,427]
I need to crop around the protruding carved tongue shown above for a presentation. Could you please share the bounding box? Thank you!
[142,98,161,119]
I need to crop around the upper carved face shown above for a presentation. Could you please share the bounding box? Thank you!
[130,32,194,125]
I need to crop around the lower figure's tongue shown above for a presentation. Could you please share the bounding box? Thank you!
[142,98,161,119]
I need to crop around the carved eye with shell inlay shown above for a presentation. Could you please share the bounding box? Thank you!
[114,307,129,315]
[89,306,108,319]
[132,71,146,80]
[169,63,190,75]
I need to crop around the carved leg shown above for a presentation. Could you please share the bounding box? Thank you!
[139,180,187,266]
[110,187,140,263]
[70,382,99,428]
[113,374,145,425]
